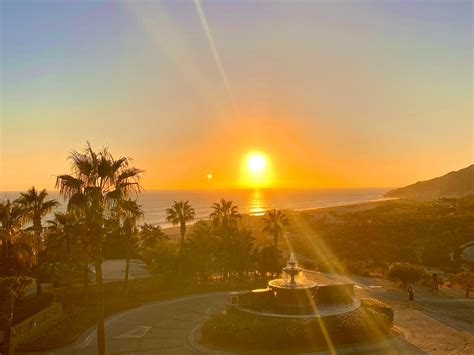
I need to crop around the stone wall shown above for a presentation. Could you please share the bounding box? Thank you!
[11,302,63,346]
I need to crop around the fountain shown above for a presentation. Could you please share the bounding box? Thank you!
[202,254,393,351]
[227,253,358,316]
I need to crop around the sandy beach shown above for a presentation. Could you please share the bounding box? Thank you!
[162,199,392,242]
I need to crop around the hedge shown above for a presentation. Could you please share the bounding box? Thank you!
[201,297,393,351]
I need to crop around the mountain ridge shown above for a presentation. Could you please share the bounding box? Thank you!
[384,164,474,199]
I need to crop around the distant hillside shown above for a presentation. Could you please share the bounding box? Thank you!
[385,165,474,199]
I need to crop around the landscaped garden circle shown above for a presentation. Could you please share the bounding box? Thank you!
[200,298,394,351]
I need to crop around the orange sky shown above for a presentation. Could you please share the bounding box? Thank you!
[1,1,472,191]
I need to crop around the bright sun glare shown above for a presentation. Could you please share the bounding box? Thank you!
[247,153,267,173]
[241,151,272,187]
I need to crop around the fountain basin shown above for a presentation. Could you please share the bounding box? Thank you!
[229,283,355,316]
[268,279,318,314]
[227,254,355,316]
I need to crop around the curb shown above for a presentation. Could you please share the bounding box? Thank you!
[188,323,405,355]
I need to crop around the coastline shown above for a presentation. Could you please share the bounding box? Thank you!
[161,198,394,240]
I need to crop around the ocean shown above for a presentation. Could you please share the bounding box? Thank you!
[1,188,390,227]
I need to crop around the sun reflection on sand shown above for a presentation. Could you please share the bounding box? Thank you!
[249,189,265,215]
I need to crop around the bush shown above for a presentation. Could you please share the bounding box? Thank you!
[387,262,427,287]
[201,297,393,351]
[455,271,474,298]
[360,298,394,324]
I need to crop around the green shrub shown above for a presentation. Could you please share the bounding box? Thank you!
[387,262,427,287]
[201,297,393,351]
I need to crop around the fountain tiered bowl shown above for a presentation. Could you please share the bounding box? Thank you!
[227,253,357,317]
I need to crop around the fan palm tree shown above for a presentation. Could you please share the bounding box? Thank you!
[14,187,58,295]
[210,199,240,280]
[210,199,240,231]
[262,209,290,251]
[166,200,195,281]
[187,220,216,283]
[112,199,143,291]
[56,142,143,355]
[0,200,26,276]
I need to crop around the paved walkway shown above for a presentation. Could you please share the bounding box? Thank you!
[26,273,474,355]
[97,259,153,281]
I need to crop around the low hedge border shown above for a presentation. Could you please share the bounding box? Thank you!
[200,297,393,351]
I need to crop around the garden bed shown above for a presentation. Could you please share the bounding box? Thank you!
[200,298,394,351]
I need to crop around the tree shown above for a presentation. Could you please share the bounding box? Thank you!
[456,271,474,298]
[166,200,195,282]
[387,262,427,288]
[257,245,281,277]
[112,199,144,291]
[56,142,143,355]
[262,209,289,251]
[139,223,167,250]
[227,228,256,280]
[0,276,33,355]
[210,200,241,280]
[210,199,240,231]
[0,200,26,276]
[187,220,216,283]
[47,212,78,288]
[15,187,59,295]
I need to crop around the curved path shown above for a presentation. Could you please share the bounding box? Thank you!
[25,272,474,355]
[31,293,227,355]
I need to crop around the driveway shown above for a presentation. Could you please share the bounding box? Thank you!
[25,272,474,354]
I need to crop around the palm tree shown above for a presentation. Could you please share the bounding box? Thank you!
[112,199,143,291]
[56,142,143,355]
[166,200,195,282]
[188,220,216,283]
[0,200,26,276]
[210,199,240,280]
[0,276,33,355]
[47,212,78,288]
[210,199,240,231]
[15,187,58,295]
[262,209,289,251]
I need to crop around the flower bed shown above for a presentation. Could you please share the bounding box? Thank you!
[200,297,393,351]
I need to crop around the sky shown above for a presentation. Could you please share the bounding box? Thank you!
[0,0,472,191]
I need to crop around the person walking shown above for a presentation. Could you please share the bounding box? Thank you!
[407,285,415,303]
[432,273,439,295]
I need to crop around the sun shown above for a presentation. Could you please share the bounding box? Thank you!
[241,151,273,187]
[247,153,267,173]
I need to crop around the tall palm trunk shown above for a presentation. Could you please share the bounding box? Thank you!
[83,262,89,293]
[2,294,14,355]
[178,222,185,285]
[2,240,11,276]
[123,235,130,292]
[34,216,43,296]
[66,236,72,288]
[95,258,105,355]
[36,250,42,296]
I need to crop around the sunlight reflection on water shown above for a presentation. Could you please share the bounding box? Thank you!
[249,189,265,216]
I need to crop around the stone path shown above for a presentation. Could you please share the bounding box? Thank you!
[25,272,474,355]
